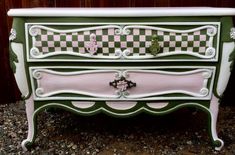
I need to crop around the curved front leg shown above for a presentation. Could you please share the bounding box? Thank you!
[209,95,224,151]
[21,95,36,151]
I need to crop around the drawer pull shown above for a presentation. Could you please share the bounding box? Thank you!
[149,34,161,56]
[85,33,99,55]
[109,76,136,92]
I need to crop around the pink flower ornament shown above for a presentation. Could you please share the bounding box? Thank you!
[116,80,128,92]
[85,33,98,55]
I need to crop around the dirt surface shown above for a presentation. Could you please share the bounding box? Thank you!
[0,101,235,155]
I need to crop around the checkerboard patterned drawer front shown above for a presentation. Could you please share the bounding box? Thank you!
[27,23,219,61]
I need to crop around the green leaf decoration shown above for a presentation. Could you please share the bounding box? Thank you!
[148,34,161,56]
[9,43,18,74]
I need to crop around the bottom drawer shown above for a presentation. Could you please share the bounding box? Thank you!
[29,66,215,101]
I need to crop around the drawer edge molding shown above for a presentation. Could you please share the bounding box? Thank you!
[30,67,215,100]
[26,23,219,61]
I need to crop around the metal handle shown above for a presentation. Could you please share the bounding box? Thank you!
[109,76,136,92]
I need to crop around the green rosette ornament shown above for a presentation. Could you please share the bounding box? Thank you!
[148,34,161,56]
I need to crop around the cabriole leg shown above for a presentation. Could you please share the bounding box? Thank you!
[209,95,224,151]
[21,95,36,151]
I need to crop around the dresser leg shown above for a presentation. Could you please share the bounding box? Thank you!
[209,95,224,151]
[21,95,36,151]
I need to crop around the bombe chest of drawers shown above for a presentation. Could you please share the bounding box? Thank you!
[8,7,235,150]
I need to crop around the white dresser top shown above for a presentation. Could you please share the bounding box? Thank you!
[8,7,235,17]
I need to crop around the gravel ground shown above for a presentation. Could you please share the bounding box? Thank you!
[0,101,235,155]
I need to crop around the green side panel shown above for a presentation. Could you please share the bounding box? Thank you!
[220,17,234,42]
[9,18,25,73]
[12,18,25,42]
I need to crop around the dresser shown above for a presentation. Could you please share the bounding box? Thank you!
[8,7,235,151]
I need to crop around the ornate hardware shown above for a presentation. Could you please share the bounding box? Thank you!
[148,34,161,56]
[85,33,99,55]
[109,76,136,92]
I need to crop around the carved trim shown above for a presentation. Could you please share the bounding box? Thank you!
[230,27,235,39]
[9,28,17,41]
[9,28,18,74]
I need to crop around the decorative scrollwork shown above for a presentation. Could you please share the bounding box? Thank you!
[35,88,44,96]
[202,70,212,79]
[122,27,131,35]
[32,70,42,80]
[207,26,217,36]
[29,26,39,36]
[114,49,123,57]
[122,49,131,57]
[199,88,209,96]
[115,26,130,35]
[30,47,41,57]
[205,47,216,57]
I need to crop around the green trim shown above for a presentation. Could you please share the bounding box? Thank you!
[33,100,211,116]
[220,17,234,42]
[9,43,18,73]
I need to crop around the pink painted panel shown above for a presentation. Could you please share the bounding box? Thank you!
[39,71,118,97]
[106,101,137,110]
[126,71,205,96]
[36,70,208,98]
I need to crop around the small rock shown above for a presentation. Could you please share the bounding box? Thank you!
[72,144,77,150]
[67,142,74,148]
[186,140,192,145]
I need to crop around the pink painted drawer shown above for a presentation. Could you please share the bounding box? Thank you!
[29,66,215,101]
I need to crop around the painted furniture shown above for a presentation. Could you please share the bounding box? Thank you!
[8,8,235,151]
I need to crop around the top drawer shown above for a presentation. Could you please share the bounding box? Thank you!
[25,22,220,62]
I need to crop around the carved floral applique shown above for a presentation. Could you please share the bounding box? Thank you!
[148,34,161,56]
[9,28,18,73]
[85,33,99,55]
[9,28,17,41]
[116,80,128,92]
[229,28,235,71]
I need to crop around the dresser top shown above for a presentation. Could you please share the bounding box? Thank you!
[8,7,235,17]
